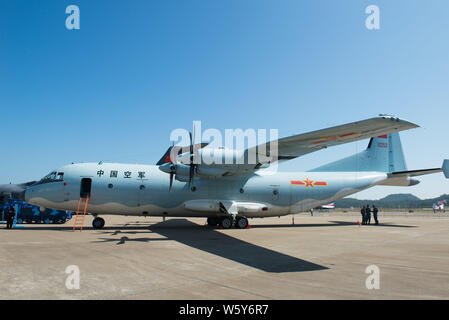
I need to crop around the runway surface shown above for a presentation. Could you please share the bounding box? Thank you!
[1,212,448,299]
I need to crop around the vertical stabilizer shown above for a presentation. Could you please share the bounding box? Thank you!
[309,133,407,173]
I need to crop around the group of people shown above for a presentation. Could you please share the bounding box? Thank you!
[360,205,379,225]
[2,205,16,229]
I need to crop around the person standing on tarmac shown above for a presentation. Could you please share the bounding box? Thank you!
[6,206,15,229]
[361,205,366,225]
[373,205,379,225]
[3,206,10,229]
[365,204,371,225]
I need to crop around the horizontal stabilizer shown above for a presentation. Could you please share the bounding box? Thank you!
[390,159,449,178]
[390,168,442,178]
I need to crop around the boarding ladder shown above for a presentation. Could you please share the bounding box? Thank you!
[73,197,89,231]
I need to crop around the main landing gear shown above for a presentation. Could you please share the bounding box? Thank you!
[92,217,105,229]
[235,216,249,229]
[207,216,249,229]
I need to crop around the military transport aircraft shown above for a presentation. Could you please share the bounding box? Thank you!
[24,115,449,229]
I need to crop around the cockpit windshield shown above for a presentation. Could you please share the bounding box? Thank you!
[37,171,64,184]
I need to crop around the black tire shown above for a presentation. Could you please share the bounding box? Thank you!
[236,216,249,229]
[220,217,233,229]
[92,217,105,229]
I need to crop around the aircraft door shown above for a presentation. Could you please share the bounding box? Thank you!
[80,178,92,198]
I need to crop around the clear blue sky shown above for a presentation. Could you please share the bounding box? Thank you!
[1,0,448,199]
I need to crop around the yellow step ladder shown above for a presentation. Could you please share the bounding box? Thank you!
[73,197,89,231]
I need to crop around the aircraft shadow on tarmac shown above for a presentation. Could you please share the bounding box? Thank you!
[6,219,416,273]
[251,221,417,229]
[93,219,330,273]
[12,219,417,232]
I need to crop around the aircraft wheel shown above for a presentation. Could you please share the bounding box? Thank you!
[235,216,248,229]
[92,217,105,229]
[220,217,233,229]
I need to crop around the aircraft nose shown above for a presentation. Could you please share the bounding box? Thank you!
[24,186,39,205]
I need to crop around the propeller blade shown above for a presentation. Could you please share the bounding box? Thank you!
[189,164,195,187]
[169,172,174,192]
[188,131,194,186]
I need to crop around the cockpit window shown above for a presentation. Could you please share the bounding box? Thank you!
[36,171,64,184]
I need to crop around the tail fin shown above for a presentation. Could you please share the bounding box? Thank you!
[309,133,407,172]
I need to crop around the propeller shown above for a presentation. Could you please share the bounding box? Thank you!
[168,164,175,191]
[157,127,208,191]
[187,126,206,187]
[188,132,195,187]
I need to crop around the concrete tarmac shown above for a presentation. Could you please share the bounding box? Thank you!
[1,212,448,299]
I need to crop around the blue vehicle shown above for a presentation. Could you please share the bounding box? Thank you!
[1,198,73,224]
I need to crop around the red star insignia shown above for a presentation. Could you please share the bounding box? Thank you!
[303,178,314,188]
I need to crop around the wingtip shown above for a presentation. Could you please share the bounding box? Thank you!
[377,115,420,129]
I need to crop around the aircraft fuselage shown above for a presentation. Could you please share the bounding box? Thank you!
[25,163,387,218]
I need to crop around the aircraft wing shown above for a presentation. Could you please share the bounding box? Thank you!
[157,115,420,181]
[245,116,419,165]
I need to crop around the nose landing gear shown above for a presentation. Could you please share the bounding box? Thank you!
[92,217,105,229]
